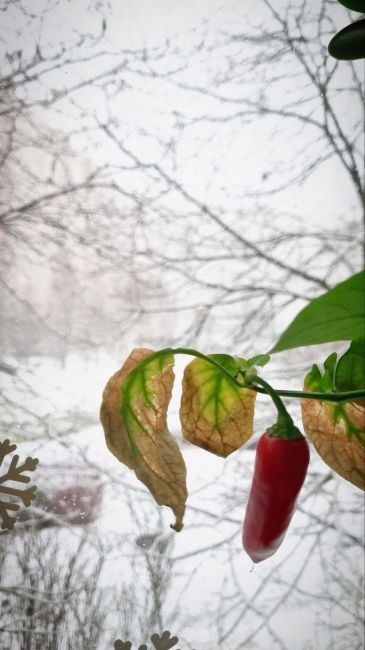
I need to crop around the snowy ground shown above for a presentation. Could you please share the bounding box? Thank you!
[1,353,364,650]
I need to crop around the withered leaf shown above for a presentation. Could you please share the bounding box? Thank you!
[301,397,365,490]
[100,348,187,531]
[180,354,256,457]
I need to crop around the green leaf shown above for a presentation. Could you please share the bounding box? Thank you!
[328,19,365,61]
[334,339,365,392]
[304,352,338,393]
[246,354,271,368]
[208,353,238,376]
[337,0,364,12]
[270,271,365,353]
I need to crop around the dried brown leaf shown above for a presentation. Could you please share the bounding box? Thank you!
[100,348,187,531]
[180,356,256,457]
[301,397,365,490]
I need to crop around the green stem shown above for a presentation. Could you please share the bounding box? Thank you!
[136,347,242,386]
[244,374,293,423]
[244,374,303,440]
[129,347,365,403]
[247,386,365,403]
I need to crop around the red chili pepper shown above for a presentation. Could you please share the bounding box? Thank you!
[242,431,310,563]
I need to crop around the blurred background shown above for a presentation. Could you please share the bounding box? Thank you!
[0,0,364,648]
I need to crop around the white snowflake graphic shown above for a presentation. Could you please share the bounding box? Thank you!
[0,438,39,531]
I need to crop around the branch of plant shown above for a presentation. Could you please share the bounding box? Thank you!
[132,347,365,404]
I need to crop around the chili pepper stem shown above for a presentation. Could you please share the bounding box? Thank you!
[244,374,304,441]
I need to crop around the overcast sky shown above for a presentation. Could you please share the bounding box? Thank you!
[1,0,361,229]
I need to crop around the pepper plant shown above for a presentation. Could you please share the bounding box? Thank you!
[100,270,365,560]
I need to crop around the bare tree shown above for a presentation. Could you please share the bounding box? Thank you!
[0,530,108,649]
[74,0,362,351]
[0,1,364,649]
[1,0,362,357]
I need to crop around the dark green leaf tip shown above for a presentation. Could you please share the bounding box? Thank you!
[328,19,365,60]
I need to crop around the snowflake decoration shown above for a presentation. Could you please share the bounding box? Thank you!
[114,630,196,650]
[0,438,39,531]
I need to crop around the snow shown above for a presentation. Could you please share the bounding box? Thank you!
[1,353,363,649]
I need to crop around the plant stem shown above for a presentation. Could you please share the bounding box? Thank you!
[244,374,294,425]
[129,347,365,403]
[247,385,365,403]
[244,374,305,439]
[139,347,242,386]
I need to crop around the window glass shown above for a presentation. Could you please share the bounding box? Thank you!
[1,1,364,649]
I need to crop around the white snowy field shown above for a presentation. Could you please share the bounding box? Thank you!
[1,353,364,649]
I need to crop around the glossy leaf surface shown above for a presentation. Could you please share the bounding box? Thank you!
[328,19,365,61]
[271,271,365,353]
[337,0,364,13]
[334,338,365,397]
